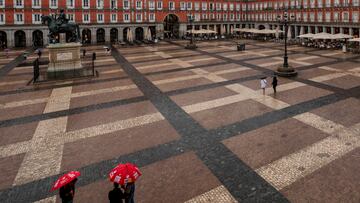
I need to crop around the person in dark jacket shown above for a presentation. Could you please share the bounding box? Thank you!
[59,178,77,203]
[122,182,135,203]
[272,76,278,93]
[108,183,124,203]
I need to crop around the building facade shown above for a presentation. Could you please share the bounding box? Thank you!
[0,0,359,48]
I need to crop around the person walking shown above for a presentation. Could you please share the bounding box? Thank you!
[59,178,77,203]
[260,77,268,95]
[108,183,124,203]
[123,182,136,203]
[272,76,278,94]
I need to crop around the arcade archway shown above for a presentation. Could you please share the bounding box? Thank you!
[14,30,26,48]
[110,28,118,43]
[82,29,91,44]
[135,27,144,41]
[32,30,43,47]
[96,28,105,43]
[163,14,179,38]
[0,31,7,48]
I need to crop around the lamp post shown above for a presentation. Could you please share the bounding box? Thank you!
[275,9,297,77]
[185,14,197,49]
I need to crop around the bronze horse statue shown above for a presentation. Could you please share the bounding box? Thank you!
[41,15,80,43]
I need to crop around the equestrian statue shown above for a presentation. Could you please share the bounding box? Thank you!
[42,9,80,43]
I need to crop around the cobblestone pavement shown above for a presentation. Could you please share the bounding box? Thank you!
[0,40,359,203]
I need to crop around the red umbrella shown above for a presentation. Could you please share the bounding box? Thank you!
[51,171,81,191]
[109,163,141,185]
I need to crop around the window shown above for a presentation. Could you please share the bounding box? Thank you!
[0,0,4,8]
[318,0,323,7]
[353,0,359,6]
[149,13,155,22]
[195,2,200,10]
[325,12,331,22]
[187,2,192,10]
[50,0,57,8]
[202,13,207,20]
[334,12,339,22]
[326,0,331,7]
[180,2,185,10]
[334,0,340,6]
[223,14,227,20]
[67,14,75,22]
[136,1,142,9]
[97,13,104,23]
[209,3,214,10]
[33,13,41,24]
[15,0,23,8]
[344,0,349,6]
[157,1,162,10]
[216,14,221,20]
[0,13,4,24]
[216,3,221,11]
[236,4,240,11]
[229,3,234,11]
[303,13,308,22]
[111,0,117,9]
[33,0,40,8]
[343,12,349,22]
[195,13,200,21]
[83,13,90,23]
[111,14,117,22]
[310,13,314,22]
[223,3,227,11]
[97,0,103,8]
[230,14,234,21]
[352,12,359,22]
[317,12,323,22]
[123,0,129,9]
[136,13,142,22]
[67,0,74,8]
[202,2,207,10]
[83,0,89,8]
[123,13,130,22]
[169,1,175,10]
[14,13,23,24]
[149,1,155,10]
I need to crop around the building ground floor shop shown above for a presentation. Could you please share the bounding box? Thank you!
[1,21,360,48]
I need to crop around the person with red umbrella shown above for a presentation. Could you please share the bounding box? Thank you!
[109,163,141,203]
[51,171,80,203]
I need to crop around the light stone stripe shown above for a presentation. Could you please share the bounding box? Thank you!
[13,66,33,70]
[272,57,312,66]
[101,69,122,74]
[259,60,283,67]
[13,87,72,186]
[136,62,174,70]
[34,196,56,203]
[95,58,115,63]
[322,52,341,56]
[0,97,49,109]
[310,72,347,82]
[126,54,158,60]
[154,51,172,59]
[184,185,238,203]
[294,112,345,134]
[70,85,137,98]
[0,80,27,86]
[256,122,360,190]
[170,58,193,68]
[296,56,320,61]
[186,57,218,63]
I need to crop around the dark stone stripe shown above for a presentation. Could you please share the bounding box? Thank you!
[0,49,33,79]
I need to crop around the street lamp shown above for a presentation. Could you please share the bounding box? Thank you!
[185,14,197,49]
[275,9,297,77]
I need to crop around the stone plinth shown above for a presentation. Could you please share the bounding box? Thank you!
[47,42,84,79]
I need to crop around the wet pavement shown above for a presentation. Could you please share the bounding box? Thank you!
[0,40,359,203]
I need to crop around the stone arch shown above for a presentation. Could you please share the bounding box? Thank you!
[96,28,105,43]
[258,25,266,30]
[163,14,180,38]
[110,28,118,43]
[135,27,144,41]
[14,30,26,48]
[0,31,7,48]
[32,30,43,47]
[82,29,91,44]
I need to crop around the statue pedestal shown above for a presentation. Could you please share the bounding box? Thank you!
[47,42,85,79]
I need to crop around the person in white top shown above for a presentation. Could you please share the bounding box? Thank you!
[260,77,268,95]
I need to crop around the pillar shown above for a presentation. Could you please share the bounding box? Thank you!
[105,27,110,43]
[308,26,311,33]
[91,28,96,44]
[331,27,335,34]
[179,23,187,38]
[156,23,164,39]
[143,26,148,39]
[43,29,49,45]
[315,26,319,33]
[6,30,14,47]
[349,27,353,36]
[119,27,124,41]
[340,27,344,34]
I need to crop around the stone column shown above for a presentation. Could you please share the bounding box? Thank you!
[295,26,299,37]
[105,27,110,43]
[331,27,335,34]
[6,30,14,47]
[43,29,49,46]
[156,23,164,39]
[323,26,326,33]
[315,26,319,33]
[143,26,148,39]
[179,23,187,38]
[26,29,32,47]
[119,27,124,41]
[340,27,344,34]
[91,28,97,44]
[349,27,353,36]
[308,26,311,33]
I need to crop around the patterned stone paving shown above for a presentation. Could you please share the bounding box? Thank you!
[0,40,359,203]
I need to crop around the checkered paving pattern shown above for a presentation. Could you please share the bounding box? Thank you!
[0,40,359,203]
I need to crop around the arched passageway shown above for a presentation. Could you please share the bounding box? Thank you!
[110,28,118,43]
[14,30,26,48]
[0,31,7,49]
[32,30,43,47]
[163,14,179,38]
[135,27,143,41]
[96,28,105,43]
[82,29,91,44]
